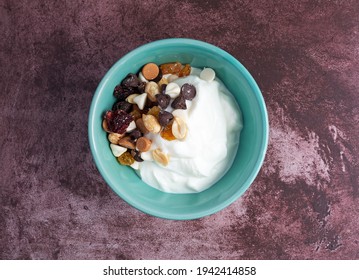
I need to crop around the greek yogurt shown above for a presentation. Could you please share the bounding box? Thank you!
[137,68,242,193]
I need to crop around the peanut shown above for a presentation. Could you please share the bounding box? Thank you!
[172,117,187,140]
[108,133,123,144]
[118,136,136,149]
[135,117,150,134]
[152,148,170,166]
[142,114,161,134]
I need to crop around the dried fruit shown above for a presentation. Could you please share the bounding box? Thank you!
[130,149,144,162]
[113,85,134,101]
[117,151,135,166]
[181,83,196,100]
[102,119,110,133]
[172,117,187,140]
[160,62,182,75]
[142,114,161,134]
[121,73,141,88]
[171,95,187,110]
[112,100,132,113]
[178,64,191,77]
[160,121,176,141]
[152,148,170,166]
[129,105,142,121]
[118,136,136,149]
[145,81,160,102]
[105,110,133,134]
[108,133,123,144]
[136,137,152,152]
[158,110,173,127]
[128,129,142,140]
[156,93,171,109]
[147,106,161,118]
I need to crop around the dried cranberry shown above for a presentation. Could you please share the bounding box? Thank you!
[113,85,134,101]
[105,110,133,134]
[112,101,132,113]
[171,95,187,109]
[121,73,141,88]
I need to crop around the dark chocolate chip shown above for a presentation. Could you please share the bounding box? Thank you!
[181,83,196,100]
[160,84,167,94]
[122,73,141,88]
[130,149,144,162]
[158,111,174,127]
[129,129,142,140]
[156,93,171,109]
[137,81,146,93]
[171,95,187,109]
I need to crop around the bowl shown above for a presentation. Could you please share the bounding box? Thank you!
[88,38,268,220]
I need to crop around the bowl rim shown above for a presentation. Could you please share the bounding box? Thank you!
[88,38,269,220]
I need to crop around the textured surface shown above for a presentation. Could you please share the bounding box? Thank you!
[1,0,359,259]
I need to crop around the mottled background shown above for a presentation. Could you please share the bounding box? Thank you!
[1,0,358,260]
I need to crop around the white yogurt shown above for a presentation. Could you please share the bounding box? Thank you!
[137,68,243,193]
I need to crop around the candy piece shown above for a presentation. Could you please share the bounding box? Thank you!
[133,93,147,110]
[130,161,140,170]
[165,82,181,98]
[178,64,191,77]
[147,106,161,118]
[158,111,173,127]
[160,121,176,141]
[138,72,148,83]
[172,117,187,140]
[181,83,196,100]
[167,74,179,83]
[128,129,142,140]
[171,95,187,109]
[113,85,134,101]
[118,136,136,149]
[145,81,160,102]
[142,114,161,134]
[200,68,216,82]
[121,73,141,88]
[135,118,150,134]
[152,148,170,166]
[126,94,139,104]
[142,63,160,81]
[110,143,127,157]
[108,133,123,144]
[156,93,171,109]
[136,137,152,152]
[112,100,133,113]
[160,62,182,75]
[117,151,135,166]
[130,149,144,162]
[126,120,136,132]
[105,110,133,134]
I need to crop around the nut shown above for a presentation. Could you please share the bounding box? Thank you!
[102,119,110,133]
[136,137,152,152]
[135,117,150,134]
[172,117,187,140]
[126,94,139,104]
[142,114,161,134]
[157,77,168,88]
[108,133,123,144]
[118,136,136,149]
[145,81,160,101]
[152,148,170,166]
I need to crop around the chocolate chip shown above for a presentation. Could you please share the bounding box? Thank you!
[156,93,171,109]
[158,111,174,127]
[130,149,144,162]
[122,73,141,88]
[160,84,167,94]
[181,83,196,100]
[171,95,187,109]
[128,129,142,140]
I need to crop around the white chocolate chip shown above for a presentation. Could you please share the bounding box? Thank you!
[110,144,127,157]
[130,161,140,170]
[200,68,216,82]
[126,94,139,104]
[126,120,136,132]
[165,82,181,98]
[138,72,148,83]
[167,74,179,83]
[172,117,187,140]
[140,150,154,161]
[133,93,147,110]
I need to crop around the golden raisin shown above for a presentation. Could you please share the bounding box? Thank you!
[160,121,176,141]
[129,105,142,121]
[160,62,183,75]
[147,106,161,119]
[178,64,191,77]
[117,151,135,166]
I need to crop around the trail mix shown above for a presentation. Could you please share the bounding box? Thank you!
[102,62,197,168]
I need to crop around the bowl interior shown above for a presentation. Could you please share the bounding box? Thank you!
[89,39,268,220]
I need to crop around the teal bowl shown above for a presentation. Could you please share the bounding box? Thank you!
[88,38,268,220]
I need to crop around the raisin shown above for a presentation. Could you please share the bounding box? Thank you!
[112,101,132,113]
[130,149,144,162]
[147,106,161,118]
[160,62,183,75]
[113,85,134,101]
[158,111,173,127]
[156,93,171,109]
[181,83,196,100]
[121,73,141,88]
[171,95,187,109]
[178,64,191,77]
[128,129,142,140]
[105,110,133,134]
[160,121,176,141]
[117,151,135,166]
[137,81,147,93]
